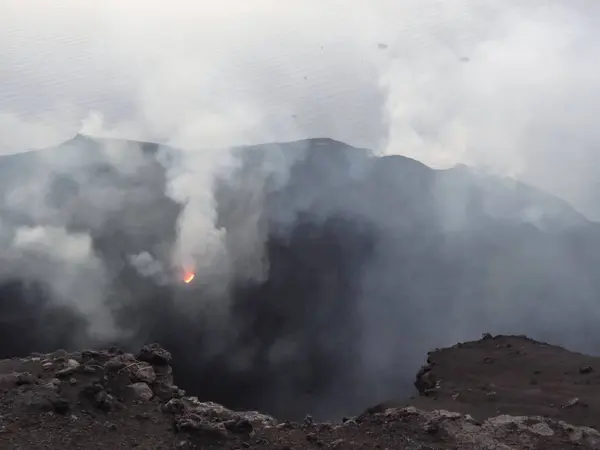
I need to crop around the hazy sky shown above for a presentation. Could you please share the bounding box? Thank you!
[1,0,600,217]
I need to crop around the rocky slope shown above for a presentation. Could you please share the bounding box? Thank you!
[1,335,600,449]
[411,334,600,430]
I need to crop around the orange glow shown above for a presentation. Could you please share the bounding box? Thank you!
[183,271,195,284]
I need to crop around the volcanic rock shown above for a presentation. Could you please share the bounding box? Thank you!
[104,353,136,371]
[1,337,600,448]
[138,343,172,365]
[129,382,153,401]
[17,388,70,414]
[132,364,156,384]
[15,371,36,385]
[377,406,600,449]
[55,359,80,377]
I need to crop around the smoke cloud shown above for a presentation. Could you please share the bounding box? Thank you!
[2,0,600,420]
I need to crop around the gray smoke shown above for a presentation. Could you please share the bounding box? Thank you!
[2,0,600,420]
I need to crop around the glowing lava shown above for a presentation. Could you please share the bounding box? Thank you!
[183,271,195,284]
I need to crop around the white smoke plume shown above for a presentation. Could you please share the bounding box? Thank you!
[9,226,116,340]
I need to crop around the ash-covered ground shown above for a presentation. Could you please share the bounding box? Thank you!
[1,335,600,449]
[1,136,600,422]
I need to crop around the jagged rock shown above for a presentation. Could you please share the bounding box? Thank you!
[55,359,80,378]
[180,398,277,427]
[55,367,76,378]
[276,421,294,430]
[381,407,600,449]
[224,418,253,434]
[138,343,172,366]
[81,382,122,411]
[163,398,186,414]
[305,432,320,444]
[154,382,185,401]
[174,416,229,438]
[104,354,136,371]
[93,391,119,412]
[18,389,70,414]
[562,397,586,408]
[51,349,68,360]
[129,382,154,401]
[104,354,156,384]
[162,396,276,441]
[161,397,276,428]
[43,378,61,392]
[15,372,36,385]
[44,383,58,393]
[331,438,346,448]
[415,364,437,394]
[154,364,175,386]
[133,365,156,384]
[81,382,103,397]
[82,365,96,374]
[81,350,102,360]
